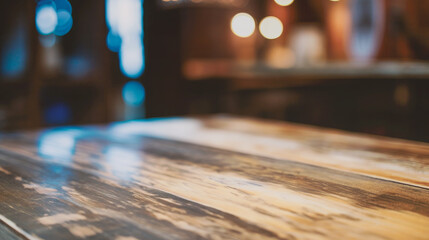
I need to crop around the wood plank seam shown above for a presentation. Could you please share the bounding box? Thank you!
[0,215,36,240]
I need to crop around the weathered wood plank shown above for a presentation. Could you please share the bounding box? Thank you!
[0,126,428,240]
[0,222,23,240]
[107,116,429,189]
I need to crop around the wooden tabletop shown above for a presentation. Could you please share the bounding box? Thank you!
[0,115,428,240]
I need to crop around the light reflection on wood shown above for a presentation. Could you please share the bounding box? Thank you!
[0,116,428,239]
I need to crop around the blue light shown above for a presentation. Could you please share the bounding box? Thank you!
[105,145,141,181]
[44,102,72,125]
[36,4,58,35]
[65,55,91,77]
[54,0,72,14]
[109,117,184,137]
[106,0,144,78]
[120,38,145,78]
[39,34,56,48]
[122,81,145,106]
[1,20,27,78]
[54,10,73,36]
[35,0,73,37]
[106,31,121,52]
[38,128,82,159]
[106,0,119,32]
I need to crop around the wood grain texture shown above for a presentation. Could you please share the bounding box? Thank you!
[0,116,428,239]
[0,223,23,240]
[109,116,429,189]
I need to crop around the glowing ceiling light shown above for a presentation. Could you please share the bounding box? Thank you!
[274,0,294,6]
[231,13,255,38]
[259,16,283,40]
[36,4,58,35]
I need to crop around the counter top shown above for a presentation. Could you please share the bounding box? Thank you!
[0,115,428,239]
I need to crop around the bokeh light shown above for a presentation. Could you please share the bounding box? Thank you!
[39,34,57,48]
[231,13,255,38]
[122,81,145,106]
[35,0,73,38]
[54,0,73,36]
[274,0,294,6]
[120,37,144,78]
[36,4,58,35]
[105,146,141,181]
[106,0,145,78]
[259,16,283,40]
[38,128,82,159]
[54,0,72,13]
[55,10,73,36]
[65,55,91,77]
[106,31,122,52]
[44,102,72,125]
[1,21,27,78]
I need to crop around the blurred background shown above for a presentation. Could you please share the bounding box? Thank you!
[1,0,429,141]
